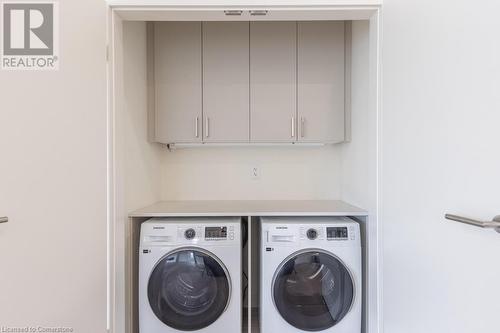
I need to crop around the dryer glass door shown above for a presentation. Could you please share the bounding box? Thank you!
[147,249,230,331]
[273,250,354,331]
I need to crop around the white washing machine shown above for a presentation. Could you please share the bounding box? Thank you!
[139,217,241,333]
[260,216,362,333]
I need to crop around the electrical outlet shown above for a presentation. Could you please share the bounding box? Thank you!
[251,167,260,180]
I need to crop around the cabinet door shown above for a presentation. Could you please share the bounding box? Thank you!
[203,22,249,142]
[250,22,297,142]
[298,21,345,143]
[155,22,202,144]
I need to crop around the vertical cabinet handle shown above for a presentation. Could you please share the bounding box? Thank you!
[205,117,210,138]
[300,117,305,138]
[195,117,199,138]
[291,116,295,138]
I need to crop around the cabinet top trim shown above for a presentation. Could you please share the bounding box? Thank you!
[110,5,380,21]
[108,1,382,8]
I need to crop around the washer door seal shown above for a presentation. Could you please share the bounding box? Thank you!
[147,248,231,331]
[272,250,354,331]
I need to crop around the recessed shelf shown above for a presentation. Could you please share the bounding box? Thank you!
[129,200,368,218]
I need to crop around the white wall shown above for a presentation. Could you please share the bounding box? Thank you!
[382,1,500,332]
[122,22,163,212]
[160,146,342,200]
[114,20,163,333]
[0,0,108,331]
[341,18,379,333]
[341,21,372,214]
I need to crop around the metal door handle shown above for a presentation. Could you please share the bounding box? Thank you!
[195,117,199,138]
[291,116,295,138]
[0,217,8,224]
[205,117,209,138]
[445,214,500,233]
[301,117,305,138]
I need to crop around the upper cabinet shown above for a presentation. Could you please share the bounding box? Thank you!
[154,22,202,144]
[154,21,348,145]
[250,22,297,142]
[298,21,345,143]
[203,22,250,142]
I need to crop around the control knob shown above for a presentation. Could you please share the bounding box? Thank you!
[306,228,318,240]
[185,228,196,240]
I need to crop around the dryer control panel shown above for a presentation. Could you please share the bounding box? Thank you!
[261,217,360,248]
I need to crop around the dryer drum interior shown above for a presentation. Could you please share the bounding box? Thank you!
[273,251,354,331]
[147,249,231,331]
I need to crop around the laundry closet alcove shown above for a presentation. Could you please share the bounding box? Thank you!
[108,2,381,333]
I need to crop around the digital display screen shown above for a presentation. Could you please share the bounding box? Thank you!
[327,227,348,239]
[205,226,227,239]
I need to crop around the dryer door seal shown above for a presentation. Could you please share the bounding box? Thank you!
[147,248,231,331]
[272,250,354,331]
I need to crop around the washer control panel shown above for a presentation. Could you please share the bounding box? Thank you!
[327,226,356,241]
[140,218,241,247]
[327,227,348,240]
[299,226,324,241]
[205,226,233,240]
[176,224,237,243]
[178,226,202,241]
[178,225,235,241]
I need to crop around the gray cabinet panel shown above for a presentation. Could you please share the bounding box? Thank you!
[298,21,345,143]
[154,22,202,144]
[250,22,297,142]
[203,22,250,142]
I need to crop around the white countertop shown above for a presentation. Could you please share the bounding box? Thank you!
[129,200,367,217]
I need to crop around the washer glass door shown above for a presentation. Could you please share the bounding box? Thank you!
[273,250,354,331]
[148,249,230,331]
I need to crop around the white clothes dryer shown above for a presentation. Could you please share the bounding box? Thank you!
[260,216,362,333]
